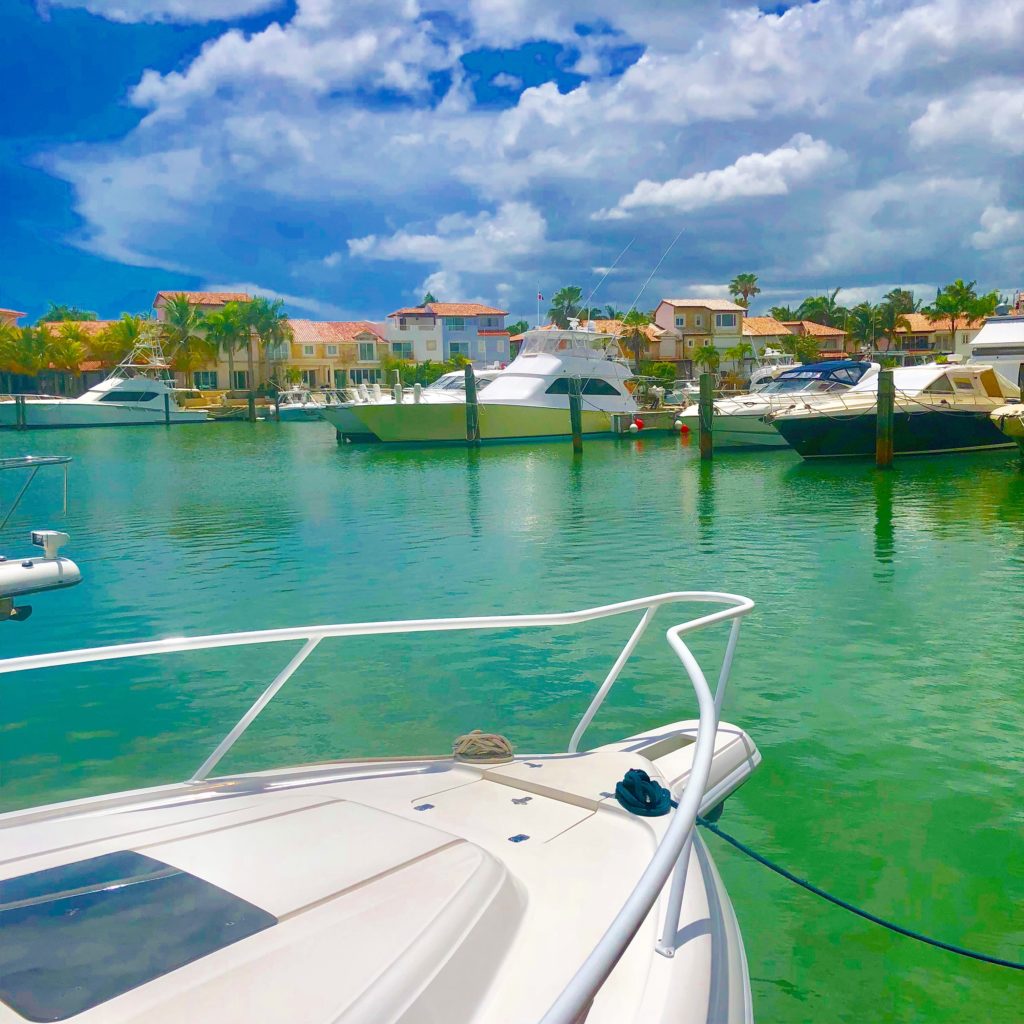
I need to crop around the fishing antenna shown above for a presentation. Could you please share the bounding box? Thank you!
[624,228,684,319]
[581,238,635,317]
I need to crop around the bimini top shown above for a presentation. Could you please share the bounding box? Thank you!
[850,362,1021,399]
[968,315,1024,350]
[517,324,619,361]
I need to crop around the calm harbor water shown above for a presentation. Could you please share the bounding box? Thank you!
[1,423,1022,1022]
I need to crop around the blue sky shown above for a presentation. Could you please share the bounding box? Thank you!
[3,0,1023,324]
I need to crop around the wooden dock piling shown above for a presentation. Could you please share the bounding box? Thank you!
[698,373,715,461]
[569,375,583,453]
[464,365,480,443]
[163,393,171,426]
[15,395,26,430]
[876,368,895,468]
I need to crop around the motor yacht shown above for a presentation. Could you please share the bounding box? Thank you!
[748,348,799,392]
[322,369,502,441]
[990,402,1024,452]
[966,314,1024,390]
[340,324,636,444]
[274,388,328,422]
[676,360,879,449]
[769,363,1020,458]
[0,592,759,1024]
[0,338,208,429]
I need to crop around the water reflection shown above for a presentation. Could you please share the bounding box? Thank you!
[873,469,894,571]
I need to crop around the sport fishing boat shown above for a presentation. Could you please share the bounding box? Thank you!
[0,592,759,1024]
[748,348,799,392]
[322,369,502,440]
[990,402,1024,452]
[340,324,636,443]
[676,360,879,449]
[0,337,208,429]
[769,363,1020,458]
[274,388,328,422]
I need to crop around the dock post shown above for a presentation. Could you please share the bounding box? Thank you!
[876,368,895,468]
[15,395,26,430]
[698,372,715,460]
[247,392,257,423]
[163,393,171,426]
[464,364,480,443]
[393,370,403,403]
[569,375,583,453]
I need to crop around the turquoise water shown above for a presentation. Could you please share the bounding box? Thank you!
[1,423,1022,1021]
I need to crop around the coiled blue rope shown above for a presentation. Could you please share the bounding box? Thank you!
[614,768,677,817]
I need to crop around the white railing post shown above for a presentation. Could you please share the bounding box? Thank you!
[568,607,655,753]
[190,637,321,783]
[656,830,694,957]
[714,617,742,717]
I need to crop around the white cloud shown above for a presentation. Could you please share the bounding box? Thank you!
[597,134,836,218]
[39,0,282,22]
[348,201,547,274]
[910,80,1024,155]
[206,282,348,318]
[971,206,1024,251]
[491,72,523,91]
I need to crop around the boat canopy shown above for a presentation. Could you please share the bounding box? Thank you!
[968,315,1024,352]
[850,362,1021,399]
[518,327,618,360]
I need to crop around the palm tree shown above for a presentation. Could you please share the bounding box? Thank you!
[769,305,798,321]
[506,319,529,337]
[48,323,87,395]
[924,279,999,346]
[728,273,760,309]
[547,286,583,328]
[693,343,721,374]
[603,304,626,321]
[159,294,213,388]
[797,288,846,327]
[724,341,755,371]
[846,303,881,353]
[11,327,53,391]
[92,313,147,366]
[239,297,292,419]
[37,303,98,323]
[876,302,912,352]
[619,310,651,372]
[882,288,920,314]
[0,323,21,392]
[204,303,248,390]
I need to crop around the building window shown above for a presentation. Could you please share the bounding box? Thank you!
[302,345,315,357]
[398,318,410,331]
[480,316,502,329]
[675,315,686,328]
[326,345,338,357]
[445,317,466,332]
[193,371,218,390]
[694,315,703,327]
[350,368,381,384]
[301,369,317,387]
[715,313,736,328]
[334,369,347,388]
[427,339,438,351]
[392,342,413,359]
[232,370,249,389]
[358,341,377,362]
[449,342,470,358]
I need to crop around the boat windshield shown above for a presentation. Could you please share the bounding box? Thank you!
[518,331,616,359]
[759,377,840,394]
[427,374,494,391]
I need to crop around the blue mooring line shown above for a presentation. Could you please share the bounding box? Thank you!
[696,818,1023,971]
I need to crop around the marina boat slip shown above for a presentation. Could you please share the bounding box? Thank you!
[990,402,1024,452]
[0,337,208,429]
[676,360,879,449]
[966,313,1024,389]
[769,363,1020,458]
[0,592,759,1024]
[322,369,502,440]
[340,324,636,443]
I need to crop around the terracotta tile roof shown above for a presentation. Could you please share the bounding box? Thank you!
[388,302,507,318]
[288,320,384,344]
[896,313,985,333]
[41,320,116,337]
[742,316,790,337]
[781,320,847,337]
[660,298,746,312]
[0,308,26,317]
[154,291,251,305]
[477,329,510,336]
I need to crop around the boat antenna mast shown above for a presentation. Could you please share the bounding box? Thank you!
[111,322,175,382]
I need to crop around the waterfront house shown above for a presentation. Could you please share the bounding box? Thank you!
[651,299,745,370]
[889,313,985,361]
[741,316,792,351]
[153,291,251,323]
[385,302,510,365]
[780,320,848,358]
[0,308,26,328]
[268,320,386,389]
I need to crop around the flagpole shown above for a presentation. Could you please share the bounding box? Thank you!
[536,288,540,329]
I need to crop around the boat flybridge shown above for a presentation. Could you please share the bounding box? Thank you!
[0,335,208,429]
[676,360,879,449]
[966,314,1024,390]
[321,368,503,440]
[769,362,1020,458]
[0,455,81,621]
[0,592,760,1023]
[747,348,799,392]
[341,322,637,443]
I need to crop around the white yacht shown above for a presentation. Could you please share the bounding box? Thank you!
[322,368,502,440]
[0,338,208,429]
[342,324,636,443]
[748,348,798,391]
[0,592,759,1024]
[676,360,879,449]
[274,388,328,422]
[966,314,1024,390]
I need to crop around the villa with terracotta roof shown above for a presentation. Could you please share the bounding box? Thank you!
[780,320,849,357]
[269,320,386,389]
[651,298,746,371]
[890,313,985,359]
[741,316,792,350]
[153,291,251,322]
[385,302,510,365]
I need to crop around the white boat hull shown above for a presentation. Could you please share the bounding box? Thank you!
[0,400,207,428]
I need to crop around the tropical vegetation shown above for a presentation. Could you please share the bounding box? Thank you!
[728,273,760,309]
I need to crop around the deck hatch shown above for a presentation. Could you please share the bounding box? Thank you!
[0,850,276,1021]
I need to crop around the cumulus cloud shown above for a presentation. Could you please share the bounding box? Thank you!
[597,134,836,219]
[971,206,1024,251]
[207,282,348,318]
[39,0,282,22]
[910,80,1024,155]
[491,72,523,91]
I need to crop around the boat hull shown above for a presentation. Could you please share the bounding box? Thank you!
[0,401,207,429]
[991,406,1024,452]
[677,409,788,449]
[346,401,617,443]
[774,408,1016,458]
